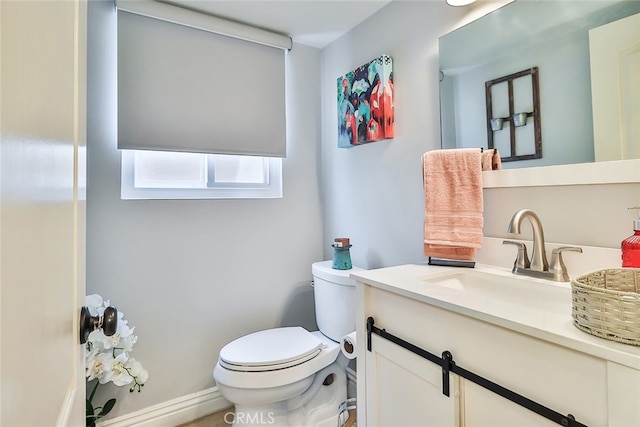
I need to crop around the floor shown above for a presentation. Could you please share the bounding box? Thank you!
[178,409,231,427]
[178,407,356,427]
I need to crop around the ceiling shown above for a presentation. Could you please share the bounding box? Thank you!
[162,0,393,48]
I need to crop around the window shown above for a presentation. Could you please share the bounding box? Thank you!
[121,150,282,200]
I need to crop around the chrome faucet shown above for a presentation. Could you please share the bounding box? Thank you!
[507,209,548,271]
[503,209,582,282]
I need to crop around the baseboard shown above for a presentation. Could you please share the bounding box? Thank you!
[97,387,232,427]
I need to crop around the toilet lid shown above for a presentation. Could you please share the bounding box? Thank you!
[219,327,324,372]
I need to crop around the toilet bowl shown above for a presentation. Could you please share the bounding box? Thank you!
[213,261,362,427]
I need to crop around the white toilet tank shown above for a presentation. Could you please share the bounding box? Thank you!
[311,261,363,342]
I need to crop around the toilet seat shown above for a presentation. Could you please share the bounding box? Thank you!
[219,327,325,372]
[214,330,341,390]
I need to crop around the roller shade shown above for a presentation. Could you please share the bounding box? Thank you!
[117,1,290,157]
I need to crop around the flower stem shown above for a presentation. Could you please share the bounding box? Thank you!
[89,380,100,403]
[121,365,144,392]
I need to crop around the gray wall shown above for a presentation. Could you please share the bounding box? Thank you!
[321,1,640,269]
[320,1,468,268]
[87,1,323,418]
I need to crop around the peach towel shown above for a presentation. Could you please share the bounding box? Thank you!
[481,148,502,171]
[423,148,483,261]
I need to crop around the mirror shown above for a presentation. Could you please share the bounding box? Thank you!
[439,0,640,170]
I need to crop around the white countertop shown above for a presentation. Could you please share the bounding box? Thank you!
[351,263,640,370]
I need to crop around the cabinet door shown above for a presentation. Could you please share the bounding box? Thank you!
[365,336,460,427]
[462,380,557,427]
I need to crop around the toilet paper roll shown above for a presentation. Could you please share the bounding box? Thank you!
[341,331,357,360]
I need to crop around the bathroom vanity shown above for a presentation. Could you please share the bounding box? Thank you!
[352,264,640,427]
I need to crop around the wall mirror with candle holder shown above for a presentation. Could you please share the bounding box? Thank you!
[438,0,640,187]
[485,67,541,162]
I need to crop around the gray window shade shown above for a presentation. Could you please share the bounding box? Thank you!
[117,5,289,157]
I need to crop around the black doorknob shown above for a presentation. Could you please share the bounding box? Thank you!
[79,305,118,344]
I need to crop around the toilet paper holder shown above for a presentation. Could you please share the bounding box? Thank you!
[341,331,357,360]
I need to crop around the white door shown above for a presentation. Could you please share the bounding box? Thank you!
[590,12,640,162]
[1,1,87,426]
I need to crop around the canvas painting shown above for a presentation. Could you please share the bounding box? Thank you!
[337,55,394,148]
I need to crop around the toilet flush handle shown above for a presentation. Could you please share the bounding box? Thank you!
[79,305,118,344]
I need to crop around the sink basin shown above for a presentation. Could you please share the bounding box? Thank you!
[419,268,571,316]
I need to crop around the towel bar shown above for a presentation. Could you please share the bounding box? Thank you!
[428,257,475,268]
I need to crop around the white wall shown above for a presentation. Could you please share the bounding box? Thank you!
[321,1,640,270]
[86,1,324,418]
[482,183,640,250]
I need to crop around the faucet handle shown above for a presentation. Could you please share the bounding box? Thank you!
[549,246,583,282]
[503,240,531,270]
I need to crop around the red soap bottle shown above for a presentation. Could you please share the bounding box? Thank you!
[622,206,640,268]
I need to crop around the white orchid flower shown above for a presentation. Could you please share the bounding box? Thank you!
[87,329,116,351]
[100,352,133,386]
[86,351,113,382]
[84,292,148,410]
[115,312,134,338]
[86,294,105,317]
[125,358,149,384]
[118,333,138,353]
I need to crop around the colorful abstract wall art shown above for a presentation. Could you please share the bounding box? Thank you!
[337,55,394,148]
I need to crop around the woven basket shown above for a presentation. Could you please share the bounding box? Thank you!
[572,268,640,345]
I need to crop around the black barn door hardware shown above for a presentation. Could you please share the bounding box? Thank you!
[366,317,587,427]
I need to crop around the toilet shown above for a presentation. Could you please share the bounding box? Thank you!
[213,261,362,427]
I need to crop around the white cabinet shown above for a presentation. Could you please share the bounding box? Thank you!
[463,381,557,427]
[364,335,460,426]
[355,277,631,427]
